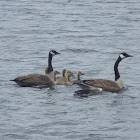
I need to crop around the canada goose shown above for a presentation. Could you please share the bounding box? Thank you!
[56,69,66,80]
[45,50,60,81]
[79,53,133,92]
[11,50,60,87]
[55,70,72,85]
[73,71,84,84]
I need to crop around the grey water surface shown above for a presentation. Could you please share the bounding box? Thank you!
[0,0,140,140]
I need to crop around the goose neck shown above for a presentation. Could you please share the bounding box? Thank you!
[47,53,53,73]
[114,56,122,81]
[66,74,70,82]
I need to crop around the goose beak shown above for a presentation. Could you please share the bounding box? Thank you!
[55,51,61,55]
[127,54,133,57]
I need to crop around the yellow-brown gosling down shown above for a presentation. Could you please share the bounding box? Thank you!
[55,70,72,85]
[73,71,84,84]
[56,69,66,80]
[53,70,60,81]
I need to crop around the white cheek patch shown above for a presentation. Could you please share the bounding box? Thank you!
[120,54,125,59]
[50,51,55,56]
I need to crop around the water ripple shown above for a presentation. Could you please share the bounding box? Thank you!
[0,0,139,140]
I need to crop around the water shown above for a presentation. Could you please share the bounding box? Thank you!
[0,0,140,139]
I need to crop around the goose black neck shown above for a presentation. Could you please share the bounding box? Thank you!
[47,53,53,73]
[114,56,122,81]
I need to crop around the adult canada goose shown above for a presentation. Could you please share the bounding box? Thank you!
[79,53,133,92]
[11,70,60,87]
[45,50,60,81]
[11,50,60,87]
[55,70,72,85]
[73,71,84,84]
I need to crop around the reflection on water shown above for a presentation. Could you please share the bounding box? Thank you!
[0,0,140,140]
[74,90,102,97]
[74,86,128,97]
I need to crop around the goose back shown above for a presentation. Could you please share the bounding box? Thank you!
[13,74,53,87]
[81,78,122,92]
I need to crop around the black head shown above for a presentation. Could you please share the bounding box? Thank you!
[49,50,60,56]
[119,53,133,59]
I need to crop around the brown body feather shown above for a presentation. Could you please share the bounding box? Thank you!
[12,74,53,87]
[82,79,121,92]
[12,70,60,87]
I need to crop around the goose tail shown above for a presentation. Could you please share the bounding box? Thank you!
[10,79,16,82]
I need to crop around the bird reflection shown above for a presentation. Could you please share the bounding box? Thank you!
[74,90,102,97]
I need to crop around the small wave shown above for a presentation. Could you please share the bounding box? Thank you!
[74,90,102,97]
[4,133,29,139]
[61,48,99,53]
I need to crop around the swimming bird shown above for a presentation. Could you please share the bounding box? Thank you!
[65,72,73,85]
[53,70,60,81]
[73,71,84,84]
[45,50,60,81]
[78,53,133,92]
[64,70,72,77]
[55,70,72,85]
[62,69,66,77]
[11,50,60,87]
[56,69,66,80]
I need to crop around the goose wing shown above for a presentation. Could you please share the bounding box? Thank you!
[13,74,53,87]
[82,79,120,92]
